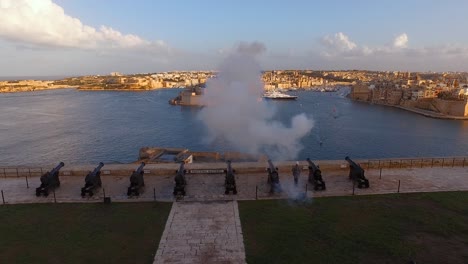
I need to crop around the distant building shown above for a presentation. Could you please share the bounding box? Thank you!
[350,83,370,101]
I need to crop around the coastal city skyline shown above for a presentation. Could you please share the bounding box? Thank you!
[2,0,468,76]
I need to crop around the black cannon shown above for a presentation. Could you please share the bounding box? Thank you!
[224,160,237,195]
[127,162,145,197]
[345,156,369,188]
[307,158,326,191]
[36,162,64,197]
[267,160,282,193]
[81,162,104,197]
[173,162,187,196]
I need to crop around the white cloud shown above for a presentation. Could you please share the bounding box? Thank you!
[393,33,408,48]
[320,32,411,57]
[316,32,468,71]
[321,32,357,52]
[0,0,169,53]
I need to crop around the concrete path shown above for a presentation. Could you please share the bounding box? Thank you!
[153,201,246,264]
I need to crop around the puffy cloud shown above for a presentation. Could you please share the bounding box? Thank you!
[320,32,411,57]
[321,32,357,52]
[316,32,468,71]
[393,33,408,48]
[0,0,169,53]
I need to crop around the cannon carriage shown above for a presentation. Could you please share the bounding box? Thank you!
[307,158,326,191]
[36,162,64,197]
[267,160,282,193]
[173,162,187,196]
[81,162,104,197]
[127,162,145,197]
[345,156,370,188]
[224,160,237,194]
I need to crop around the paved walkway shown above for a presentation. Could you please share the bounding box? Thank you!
[153,201,246,264]
[1,167,468,204]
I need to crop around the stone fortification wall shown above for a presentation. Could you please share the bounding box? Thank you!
[401,98,468,117]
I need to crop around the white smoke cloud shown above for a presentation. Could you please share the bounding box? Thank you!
[0,0,169,53]
[236,41,267,56]
[393,33,408,48]
[198,50,314,160]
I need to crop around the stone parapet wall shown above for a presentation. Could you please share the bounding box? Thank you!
[2,156,467,178]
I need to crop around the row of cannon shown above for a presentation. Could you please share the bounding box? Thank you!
[35,162,146,197]
[35,156,370,197]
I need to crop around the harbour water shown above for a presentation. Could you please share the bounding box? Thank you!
[1,88,467,166]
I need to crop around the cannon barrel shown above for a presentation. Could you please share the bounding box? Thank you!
[50,162,65,175]
[135,162,145,174]
[267,160,277,172]
[173,162,187,196]
[91,162,104,175]
[224,160,237,194]
[36,162,64,196]
[177,162,185,175]
[81,162,103,197]
[128,162,145,196]
[345,156,360,169]
[345,156,369,188]
[226,160,233,173]
[306,158,318,171]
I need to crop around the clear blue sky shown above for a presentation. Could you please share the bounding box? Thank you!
[53,0,468,48]
[1,0,468,75]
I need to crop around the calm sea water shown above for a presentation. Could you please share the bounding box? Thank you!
[1,89,467,166]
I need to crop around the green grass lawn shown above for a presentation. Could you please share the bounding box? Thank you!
[0,202,172,264]
[239,192,468,264]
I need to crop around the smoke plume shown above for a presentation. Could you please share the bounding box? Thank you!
[199,52,314,160]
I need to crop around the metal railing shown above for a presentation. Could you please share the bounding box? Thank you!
[363,157,468,170]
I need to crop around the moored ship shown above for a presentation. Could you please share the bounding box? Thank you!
[263,90,298,100]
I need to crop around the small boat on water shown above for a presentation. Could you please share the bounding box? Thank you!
[263,91,298,100]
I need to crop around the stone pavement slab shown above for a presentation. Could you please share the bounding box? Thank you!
[153,201,246,264]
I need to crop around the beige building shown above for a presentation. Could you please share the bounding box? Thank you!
[351,83,370,101]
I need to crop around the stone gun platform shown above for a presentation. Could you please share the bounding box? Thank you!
[1,164,468,204]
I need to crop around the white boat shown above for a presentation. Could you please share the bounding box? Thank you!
[263,91,298,100]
